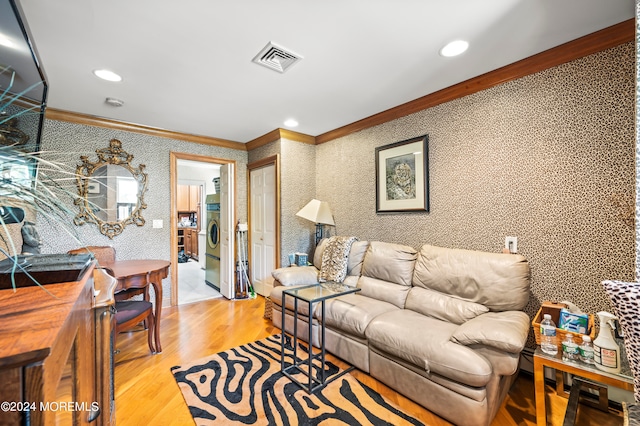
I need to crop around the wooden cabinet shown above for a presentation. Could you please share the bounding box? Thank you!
[178,185,201,213]
[177,185,190,212]
[0,264,116,426]
[189,187,200,213]
[178,185,201,260]
[185,228,193,257]
[177,229,185,254]
[191,230,199,260]
[183,228,199,260]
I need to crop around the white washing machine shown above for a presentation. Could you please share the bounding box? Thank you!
[205,194,220,290]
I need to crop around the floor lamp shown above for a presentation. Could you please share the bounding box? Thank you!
[296,199,335,245]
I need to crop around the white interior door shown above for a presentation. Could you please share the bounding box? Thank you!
[219,163,235,299]
[250,164,276,296]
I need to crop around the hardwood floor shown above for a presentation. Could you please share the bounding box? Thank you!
[114,295,624,425]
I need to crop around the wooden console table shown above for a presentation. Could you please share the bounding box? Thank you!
[104,259,170,353]
[0,263,117,425]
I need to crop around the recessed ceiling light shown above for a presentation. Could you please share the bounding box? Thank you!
[284,119,299,128]
[93,69,122,82]
[439,40,469,57]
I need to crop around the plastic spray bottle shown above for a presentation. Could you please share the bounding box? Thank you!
[593,311,621,374]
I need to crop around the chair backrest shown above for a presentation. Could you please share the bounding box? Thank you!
[68,246,116,265]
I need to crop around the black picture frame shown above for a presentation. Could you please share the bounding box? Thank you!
[375,134,429,213]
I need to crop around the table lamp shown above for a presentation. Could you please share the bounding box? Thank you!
[296,199,335,245]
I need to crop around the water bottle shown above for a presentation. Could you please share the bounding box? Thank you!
[579,335,594,364]
[540,314,558,355]
[562,335,579,361]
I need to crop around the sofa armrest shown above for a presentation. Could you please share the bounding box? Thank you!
[271,266,319,287]
[450,311,530,353]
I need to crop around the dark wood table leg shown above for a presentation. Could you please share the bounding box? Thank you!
[149,274,163,353]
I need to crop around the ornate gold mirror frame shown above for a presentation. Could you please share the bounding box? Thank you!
[74,139,148,238]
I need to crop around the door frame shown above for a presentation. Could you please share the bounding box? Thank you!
[247,154,281,275]
[170,151,237,306]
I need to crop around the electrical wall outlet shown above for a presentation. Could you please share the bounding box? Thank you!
[505,236,518,254]
[153,219,163,229]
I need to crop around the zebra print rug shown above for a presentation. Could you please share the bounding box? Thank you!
[171,334,424,425]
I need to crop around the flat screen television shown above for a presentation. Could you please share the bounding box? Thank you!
[0,0,48,184]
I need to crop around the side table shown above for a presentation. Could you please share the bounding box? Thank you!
[281,282,361,393]
[533,348,634,425]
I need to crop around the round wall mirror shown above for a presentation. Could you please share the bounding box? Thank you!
[74,139,148,238]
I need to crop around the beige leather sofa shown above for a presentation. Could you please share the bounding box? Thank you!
[270,240,531,426]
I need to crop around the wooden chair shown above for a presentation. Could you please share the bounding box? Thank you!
[114,299,155,354]
[67,245,140,298]
[68,246,156,354]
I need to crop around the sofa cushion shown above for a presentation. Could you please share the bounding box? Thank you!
[269,284,318,318]
[450,311,530,353]
[313,238,329,269]
[271,266,319,286]
[346,240,369,277]
[343,275,358,288]
[405,287,489,325]
[361,241,417,286]
[321,293,399,339]
[358,276,411,309]
[412,244,530,311]
[357,241,417,308]
[366,310,493,387]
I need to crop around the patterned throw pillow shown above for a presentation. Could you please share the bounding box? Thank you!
[624,402,640,426]
[21,221,41,254]
[319,236,358,283]
[602,280,640,402]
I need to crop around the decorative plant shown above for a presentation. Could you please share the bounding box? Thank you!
[0,146,85,286]
[0,69,81,289]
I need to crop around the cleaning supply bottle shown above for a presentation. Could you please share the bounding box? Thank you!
[593,311,621,374]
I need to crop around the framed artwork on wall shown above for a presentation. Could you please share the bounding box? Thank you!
[375,134,429,213]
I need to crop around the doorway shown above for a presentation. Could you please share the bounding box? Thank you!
[248,155,280,297]
[176,175,219,304]
[170,152,236,306]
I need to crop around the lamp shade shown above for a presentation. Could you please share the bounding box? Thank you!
[296,199,335,225]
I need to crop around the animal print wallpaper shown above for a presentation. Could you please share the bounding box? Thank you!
[314,42,635,345]
[636,1,640,279]
[36,121,249,305]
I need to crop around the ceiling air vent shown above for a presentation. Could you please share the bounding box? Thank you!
[252,42,302,73]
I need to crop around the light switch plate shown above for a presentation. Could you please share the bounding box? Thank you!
[505,236,518,254]
[153,219,163,229]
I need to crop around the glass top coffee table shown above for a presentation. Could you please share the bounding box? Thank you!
[281,281,361,393]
